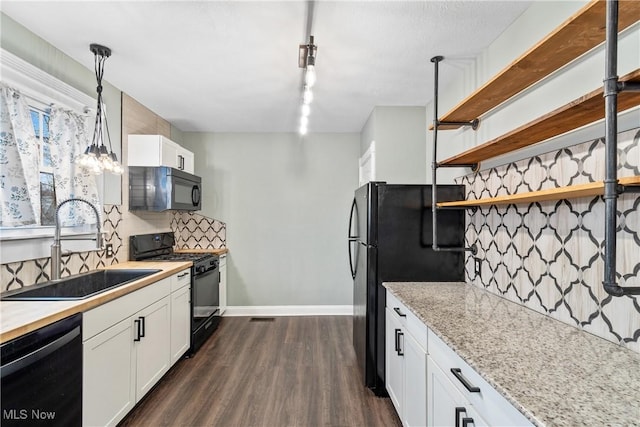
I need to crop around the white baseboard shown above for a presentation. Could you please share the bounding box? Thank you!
[223,305,353,317]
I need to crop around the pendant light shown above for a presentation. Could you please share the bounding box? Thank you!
[78,43,123,175]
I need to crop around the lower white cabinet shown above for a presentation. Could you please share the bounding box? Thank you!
[385,290,532,427]
[170,277,191,364]
[219,254,227,315]
[386,294,427,427]
[83,269,189,427]
[427,355,488,427]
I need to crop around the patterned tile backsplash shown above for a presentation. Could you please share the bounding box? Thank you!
[459,127,640,353]
[1,207,226,292]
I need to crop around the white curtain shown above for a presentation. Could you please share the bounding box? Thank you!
[49,107,100,226]
[0,84,41,226]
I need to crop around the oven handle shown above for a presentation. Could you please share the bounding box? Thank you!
[195,267,219,278]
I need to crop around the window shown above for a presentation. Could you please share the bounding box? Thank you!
[29,103,56,225]
[0,48,104,263]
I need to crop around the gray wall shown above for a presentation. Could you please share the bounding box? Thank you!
[181,132,360,306]
[359,106,427,184]
[1,13,122,205]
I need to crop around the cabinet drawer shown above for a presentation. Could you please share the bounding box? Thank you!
[428,329,531,426]
[83,277,171,341]
[171,268,191,292]
[386,291,427,351]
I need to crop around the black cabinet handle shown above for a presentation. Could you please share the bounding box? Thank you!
[177,272,189,279]
[133,319,141,342]
[396,330,404,356]
[393,307,406,317]
[455,407,466,427]
[451,368,480,392]
[139,316,146,338]
[462,418,475,427]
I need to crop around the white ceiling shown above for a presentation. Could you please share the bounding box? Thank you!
[2,1,532,133]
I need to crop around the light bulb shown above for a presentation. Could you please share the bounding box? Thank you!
[303,86,313,105]
[301,104,310,117]
[299,124,308,135]
[305,65,316,88]
[300,116,309,127]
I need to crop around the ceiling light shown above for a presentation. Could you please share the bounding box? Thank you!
[298,35,317,135]
[79,43,123,175]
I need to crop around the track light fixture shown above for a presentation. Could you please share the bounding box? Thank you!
[298,35,317,135]
[78,43,123,175]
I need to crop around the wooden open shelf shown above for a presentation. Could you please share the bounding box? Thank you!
[428,0,640,131]
[437,176,640,207]
[438,68,640,166]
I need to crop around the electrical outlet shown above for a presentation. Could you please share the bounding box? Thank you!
[474,258,482,277]
[105,243,114,258]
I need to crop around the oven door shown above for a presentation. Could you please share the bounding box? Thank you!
[193,266,219,319]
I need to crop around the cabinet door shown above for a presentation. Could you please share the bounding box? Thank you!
[160,138,180,169]
[83,318,136,427]
[170,285,191,364]
[404,332,427,427]
[427,355,466,427]
[219,255,227,315]
[135,296,171,401]
[385,307,404,416]
[178,148,195,173]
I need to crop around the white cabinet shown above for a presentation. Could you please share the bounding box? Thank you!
[427,329,532,427]
[83,318,136,427]
[128,134,195,174]
[219,254,227,315]
[83,268,190,427]
[427,356,488,427]
[170,270,191,364]
[385,293,427,427]
[134,297,171,400]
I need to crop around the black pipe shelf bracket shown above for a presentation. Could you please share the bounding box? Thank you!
[430,55,478,256]
[603,0,640,297]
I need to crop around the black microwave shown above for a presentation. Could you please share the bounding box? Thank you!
[129,166,201,211]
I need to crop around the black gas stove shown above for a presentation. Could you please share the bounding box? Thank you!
[129,232,220,355]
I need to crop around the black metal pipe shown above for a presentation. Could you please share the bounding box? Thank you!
[430,56,477,255]
[602,0,640,296]
[431,56,442,252]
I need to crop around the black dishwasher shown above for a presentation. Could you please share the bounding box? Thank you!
[1,313,82,426]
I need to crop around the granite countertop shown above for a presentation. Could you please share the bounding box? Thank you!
[0,261,192,343]
[384,282,640,427]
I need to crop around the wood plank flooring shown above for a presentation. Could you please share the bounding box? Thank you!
[119,316,401,427]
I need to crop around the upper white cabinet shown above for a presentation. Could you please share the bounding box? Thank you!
[128,134,195,174]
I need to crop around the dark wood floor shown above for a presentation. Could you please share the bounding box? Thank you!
[120,316,401,427]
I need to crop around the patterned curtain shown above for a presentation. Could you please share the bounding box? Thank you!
[0,84,41,226]
[49,107,101,226]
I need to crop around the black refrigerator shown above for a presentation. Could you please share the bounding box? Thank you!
[348,182,465,396]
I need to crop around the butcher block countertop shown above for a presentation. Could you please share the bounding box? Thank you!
[384,282,640,427]
[175,248,228,255]
[0,261,191,344]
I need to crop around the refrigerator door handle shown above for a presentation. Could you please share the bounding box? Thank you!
[348,198,358,279]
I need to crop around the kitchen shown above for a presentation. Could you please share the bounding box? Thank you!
[1,0,639,426]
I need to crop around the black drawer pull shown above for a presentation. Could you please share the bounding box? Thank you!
[177,272,189,278]
[397,331,404,356]
[393,307,406,317]
[451,368,480,393]
[133,319,141,342]
[455,407,466,427]
[394,328,401,353]
[462,417,475,427]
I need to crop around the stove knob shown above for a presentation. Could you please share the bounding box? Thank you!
[197,265,206,274]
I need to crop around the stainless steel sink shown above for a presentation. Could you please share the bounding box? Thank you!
[1,269,161,301]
